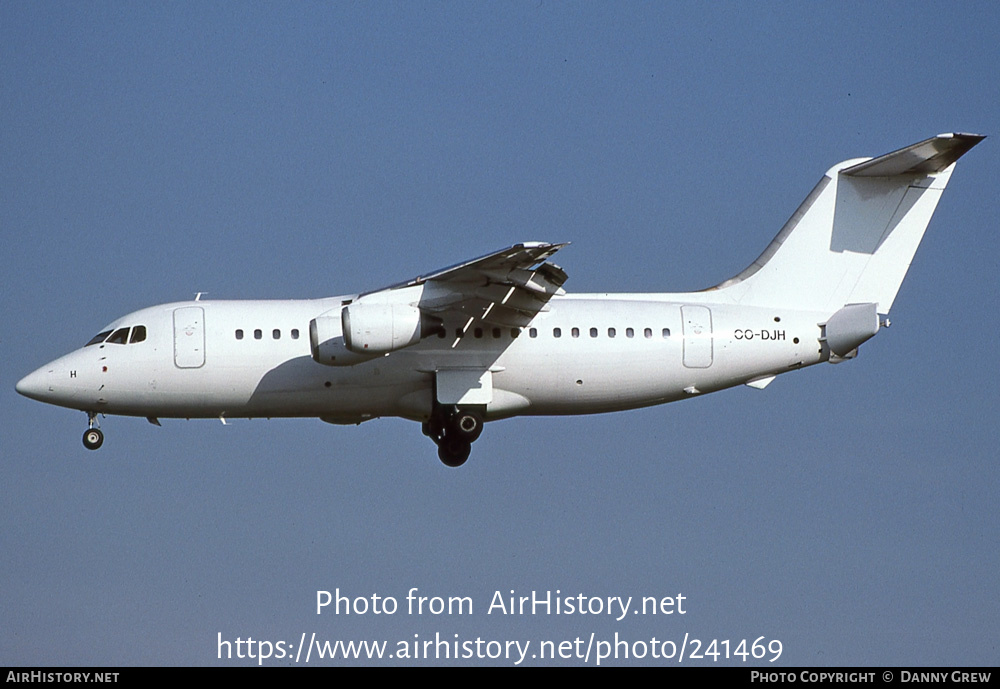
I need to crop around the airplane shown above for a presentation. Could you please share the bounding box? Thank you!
[16,133,984,467]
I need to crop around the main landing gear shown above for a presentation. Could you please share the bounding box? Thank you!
[422,405,484,468]
[82,412,104,450]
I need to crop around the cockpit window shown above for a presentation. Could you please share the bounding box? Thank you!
[85,330,113,347]
[85,325,148,346]
[106,328,130,345]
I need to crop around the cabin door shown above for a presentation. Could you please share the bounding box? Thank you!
[173,306,205,369]
[681,305,713,368]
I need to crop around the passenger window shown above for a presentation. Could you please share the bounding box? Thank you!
[129,325,147,344]
[106,328,130,345]
[626,328,634,338]
[85,330,113,347]
[571,327,579,338]
[644,328,652,339]
[553,328,562,338]
[492,328,501,339]
[273,329,281,340]
[510,328,520,338]
[235,329,244,340]
[291,329,300,339]
[662,328,671,338]
[590,327,598,338]
[529,328,537,338]
[474,328,483,339]
[254,329,262,340]
[608,327,616,338]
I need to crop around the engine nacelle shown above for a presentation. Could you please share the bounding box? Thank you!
[309,316,379,367]
[342,301,442,355]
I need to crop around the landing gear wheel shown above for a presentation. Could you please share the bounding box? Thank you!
[437,436,471,468]
[83,428,104,450]
[422,415,444,439]
[450,410,484,443]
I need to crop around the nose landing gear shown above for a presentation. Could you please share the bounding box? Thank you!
[423,405,484,467]
[82,412,104,450]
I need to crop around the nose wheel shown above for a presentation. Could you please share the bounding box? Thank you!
[83,428,104,450]
[83,412,104,450]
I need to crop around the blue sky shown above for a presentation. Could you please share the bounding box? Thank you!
[3,2,997,666]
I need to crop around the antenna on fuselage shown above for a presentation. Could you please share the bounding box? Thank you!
[194,292,207,301]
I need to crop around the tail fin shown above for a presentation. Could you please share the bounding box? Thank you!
[712,133,984,313]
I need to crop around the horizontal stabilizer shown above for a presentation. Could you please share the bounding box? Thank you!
[842,133,985,177]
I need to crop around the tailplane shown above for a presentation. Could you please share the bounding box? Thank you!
[711,133,984,314]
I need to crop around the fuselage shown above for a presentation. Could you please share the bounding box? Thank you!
[16,294,828,425]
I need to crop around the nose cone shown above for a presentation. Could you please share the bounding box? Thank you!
[16,367,51,402]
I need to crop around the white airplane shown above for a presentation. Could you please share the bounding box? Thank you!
[17,133,984,466]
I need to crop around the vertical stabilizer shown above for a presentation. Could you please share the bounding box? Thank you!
[711,133,984,314]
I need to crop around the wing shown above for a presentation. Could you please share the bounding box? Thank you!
[365,242,569,341]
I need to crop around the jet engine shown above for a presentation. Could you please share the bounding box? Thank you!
[309,316,379,366]
[342,302,443,354]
